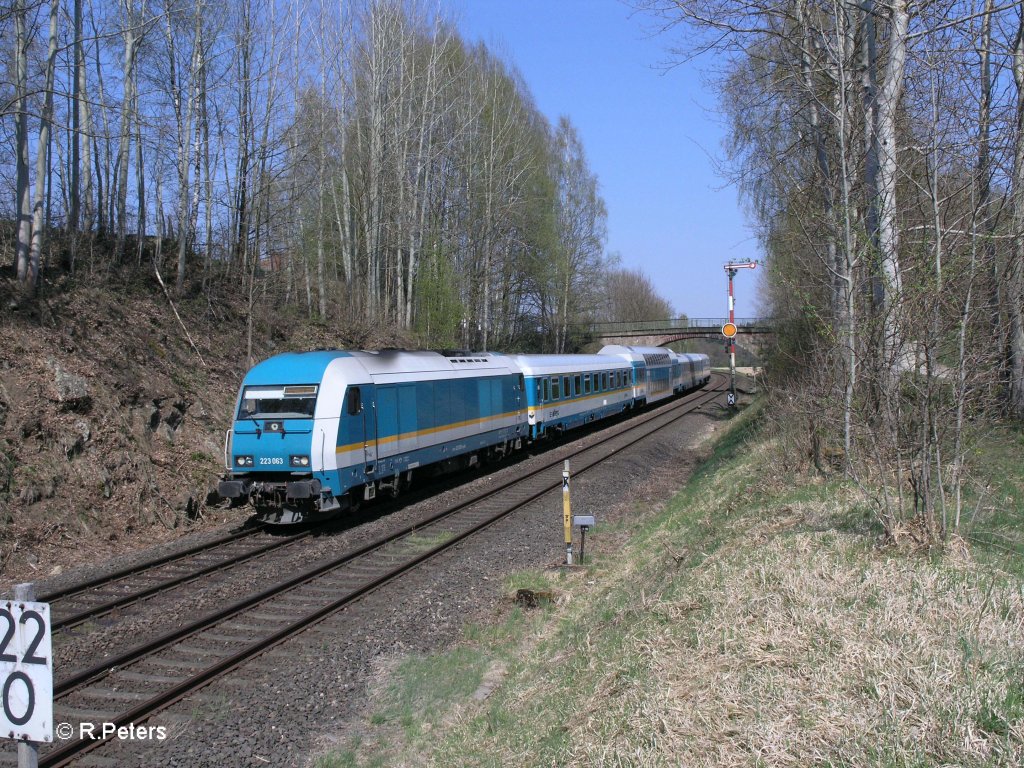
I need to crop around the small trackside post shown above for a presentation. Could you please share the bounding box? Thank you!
[562,460,573,566]
[573,515,595,564]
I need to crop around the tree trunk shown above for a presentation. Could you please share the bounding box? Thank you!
[69,0,83,237]
[135,94,145,266]
[175,3,204,294]
[874,0,908,367]
[317,62,329,320]
[1009,9,1024,417]
[28,0,60,288]
[14,0,32,286]
[78,0,94,241]
[114,0,140,262]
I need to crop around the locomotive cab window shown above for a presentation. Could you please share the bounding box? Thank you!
[238,384,318,419]
[346,387,362,415]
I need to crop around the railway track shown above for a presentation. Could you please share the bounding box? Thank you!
[41,526,311,633]
[11,376,726,766]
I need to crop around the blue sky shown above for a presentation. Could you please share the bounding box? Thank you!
[451,0,764,319]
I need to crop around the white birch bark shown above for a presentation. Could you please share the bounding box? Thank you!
[28,0,60,287]
[874,0,908,366]
[114,0,140,261]
[14,0,32,284]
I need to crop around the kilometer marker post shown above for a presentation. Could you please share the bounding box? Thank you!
[3,582,52,768]
[562,460,573,566]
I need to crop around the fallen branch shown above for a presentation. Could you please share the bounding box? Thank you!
[153,261,207,367]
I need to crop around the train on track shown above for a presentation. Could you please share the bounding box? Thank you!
[218,346,711,524]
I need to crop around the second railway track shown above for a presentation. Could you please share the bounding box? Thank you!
[43,526,311,633]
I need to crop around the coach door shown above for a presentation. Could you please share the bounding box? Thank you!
[362,385,377,472]
[344,384,377,474]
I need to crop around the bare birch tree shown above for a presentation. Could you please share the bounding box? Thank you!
[27,0,60,286]
[13,0,33,287]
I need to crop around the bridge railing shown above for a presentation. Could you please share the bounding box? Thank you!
[577,318,769,335]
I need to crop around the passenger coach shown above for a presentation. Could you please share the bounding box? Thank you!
[510,354,634,439]
[598,345,678,405]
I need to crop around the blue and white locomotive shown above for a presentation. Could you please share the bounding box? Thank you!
[218,346,710,524]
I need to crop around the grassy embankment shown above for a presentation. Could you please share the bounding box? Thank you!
[318,404,1024,767]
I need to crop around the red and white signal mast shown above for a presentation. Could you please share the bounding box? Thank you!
[723,260,758,406]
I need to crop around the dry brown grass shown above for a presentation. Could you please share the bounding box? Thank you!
[561,524,1024,767]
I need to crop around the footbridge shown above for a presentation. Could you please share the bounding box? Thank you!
[575,317,773,348]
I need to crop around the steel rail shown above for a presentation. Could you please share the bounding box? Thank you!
[37,526,261,603]
[39,377,727,766]
[51,530,312,632]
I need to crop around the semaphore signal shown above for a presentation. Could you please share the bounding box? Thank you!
[723,261,758,406]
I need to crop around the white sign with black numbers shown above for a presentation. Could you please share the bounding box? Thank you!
[0,600,52,743]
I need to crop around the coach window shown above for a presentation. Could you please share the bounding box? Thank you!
[346,387,362,415]
[551,377,560,400]
[536,380,543,402]
[602,372,608,390]
[543,378,550,402]
[584,374,591,395]
[562,376,570,398]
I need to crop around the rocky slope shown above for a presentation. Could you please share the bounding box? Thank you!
[0,273,401,586]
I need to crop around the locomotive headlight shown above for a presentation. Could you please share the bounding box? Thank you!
[235,455,254,467]
[290,455,310,468]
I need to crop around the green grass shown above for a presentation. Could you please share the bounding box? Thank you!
[397,531,455,555]
[367,647,489,739]
[976,679,1024,738]
[962,422,1024,577]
